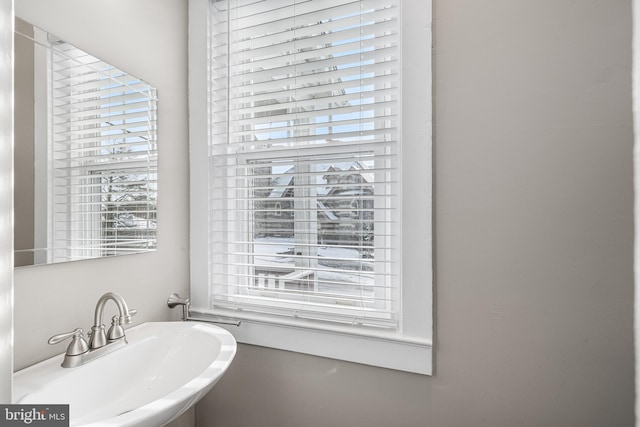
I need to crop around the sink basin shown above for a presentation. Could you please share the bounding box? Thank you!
[13,321,237,426]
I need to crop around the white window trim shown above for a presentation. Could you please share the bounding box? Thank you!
[188,0,433,375]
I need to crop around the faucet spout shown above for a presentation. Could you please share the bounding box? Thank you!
[89,292,134,349]
[93,292,133,327]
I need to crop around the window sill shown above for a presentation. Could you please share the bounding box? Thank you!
[190,309,432,375]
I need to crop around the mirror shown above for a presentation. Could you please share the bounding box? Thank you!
[14,18,158,267]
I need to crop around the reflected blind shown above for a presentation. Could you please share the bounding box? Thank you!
[207,0,401,329]
[50,40,158,261]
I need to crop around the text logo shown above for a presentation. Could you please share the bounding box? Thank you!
[0,405,68,426]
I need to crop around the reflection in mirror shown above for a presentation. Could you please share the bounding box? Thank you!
[14,18,158,267]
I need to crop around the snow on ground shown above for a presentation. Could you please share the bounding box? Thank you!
[253,237,375,296]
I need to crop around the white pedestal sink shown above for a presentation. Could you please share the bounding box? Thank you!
[13,321,237,426]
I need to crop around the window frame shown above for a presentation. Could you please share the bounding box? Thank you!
[188,0,433,375]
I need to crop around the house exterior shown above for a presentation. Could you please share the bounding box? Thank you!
[253,162,374,257]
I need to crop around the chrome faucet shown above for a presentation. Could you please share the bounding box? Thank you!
[48,292,136,368]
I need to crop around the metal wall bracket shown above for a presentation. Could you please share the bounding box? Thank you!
[167,293,240,326]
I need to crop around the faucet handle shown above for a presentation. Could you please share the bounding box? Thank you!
[107,316,125,341]
[119,308,137,325]
[48,328,89,356]
[106,309,137,341]
[48,328,84,345]
[125,308,137,323]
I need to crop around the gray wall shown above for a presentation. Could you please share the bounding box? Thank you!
[197,0,635,426]
[9,0,634,426]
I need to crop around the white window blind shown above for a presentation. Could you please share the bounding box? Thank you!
[50,39,158,261]
[205,0,401,331]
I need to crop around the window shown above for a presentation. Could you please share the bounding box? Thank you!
[189,0,432,374]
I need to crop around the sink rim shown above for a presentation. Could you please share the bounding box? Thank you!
[13,321,237,426]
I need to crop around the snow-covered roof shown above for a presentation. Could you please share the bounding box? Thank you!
[267,161,372,198]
